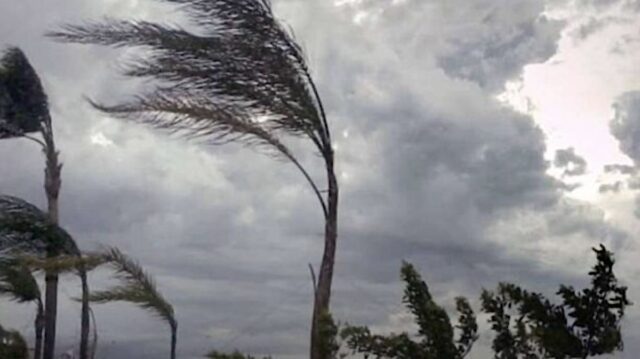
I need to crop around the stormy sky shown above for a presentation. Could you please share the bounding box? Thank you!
[1,0,639,358]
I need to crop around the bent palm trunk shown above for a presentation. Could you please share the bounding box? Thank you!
[310,157,339,359]
[170,320,177,359]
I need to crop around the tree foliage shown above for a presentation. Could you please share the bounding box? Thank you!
[0,195,79,257]
[341,262,478,359]
[0,258,41,303]
[47,0,333,209]
[0,47,47,138]
[90,247,178,359]
[481,245,630,359]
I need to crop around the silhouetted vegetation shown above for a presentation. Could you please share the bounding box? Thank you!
[340,245,629,359]
[481,245,629,359]
[341,262,478,359]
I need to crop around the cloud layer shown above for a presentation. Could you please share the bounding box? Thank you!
[0,0,638,358]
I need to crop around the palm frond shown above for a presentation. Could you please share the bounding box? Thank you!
[47,0,330,154]
[94,247,176,328]
[0,47,48,139]
[0,195,79,257]
[0,258,40,303]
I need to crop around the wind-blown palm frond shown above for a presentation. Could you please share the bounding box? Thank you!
[48,2,330,153]
[0,258,40,303]
[0,195,78,257]
[92,247,177,359]
[0,47,48,139]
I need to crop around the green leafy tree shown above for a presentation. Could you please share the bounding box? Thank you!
[89,247,177,359]
[49,2,339,357]
[0,47,91,359]
[341,261,478,359]
[481,245,630,359]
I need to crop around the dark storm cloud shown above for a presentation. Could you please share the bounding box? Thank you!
[0,0,634,358]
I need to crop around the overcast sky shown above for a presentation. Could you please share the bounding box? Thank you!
[1,0,639,358]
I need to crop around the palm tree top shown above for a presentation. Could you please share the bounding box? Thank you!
[0,258,41,303]
[48,0,331,155]
[0,46,49,139]
[0,195,79,257]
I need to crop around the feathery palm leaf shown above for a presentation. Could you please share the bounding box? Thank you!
[0,47,48,138]
[92,247,177,358]
[48,2,330,153]
[0,195,79,257]
[0,258,40,303]
[93,247,174,325]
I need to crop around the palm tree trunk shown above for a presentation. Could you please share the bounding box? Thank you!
[42,272,58,359]
[310,157,339,359]
[42,121,61,359]
[170,321,177,359]
[79,268,90,359]
[89,308,98,359]
[34,299,44,359]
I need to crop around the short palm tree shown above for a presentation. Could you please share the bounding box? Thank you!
[49,3,339,356]
[0,258,44,359]
[91,247,177,359]
[0,193,91,358]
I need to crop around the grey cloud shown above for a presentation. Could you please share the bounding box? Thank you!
[554,147,587,176]
[571,17,609,41]
[604,163,637,175]
[1,0,635,358]
[610,91,640,163]
[599,181,623,193]
[438,15,563,91]
[628,176,640,189]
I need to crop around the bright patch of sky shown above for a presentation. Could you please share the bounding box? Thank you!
[498,0,640,202]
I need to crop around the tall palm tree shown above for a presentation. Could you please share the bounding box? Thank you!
[0,258,44,359]
[0,47,91,359]
[90,247,177,359]
[0,194,91,359]
[49,2,339,356]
